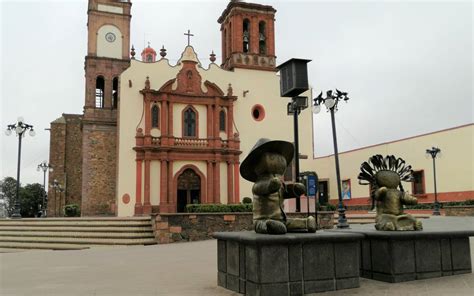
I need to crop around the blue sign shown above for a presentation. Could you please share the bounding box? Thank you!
[307,175,317,197]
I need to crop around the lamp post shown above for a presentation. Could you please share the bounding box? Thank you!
[5,117,35,218]
[277,58,311,213]
[426,147,441,216]
[51,179,64,217]
[313,90,350,228]
[37,161,53,217]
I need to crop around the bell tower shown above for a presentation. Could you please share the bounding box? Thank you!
[81,0,132,216]
[218,0,276,71]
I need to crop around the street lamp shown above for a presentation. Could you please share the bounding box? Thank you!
[277,58,311,213]
[5,117,35,218]
[426,147,441,216]
[51,179,64,217]
[313,90,350,228]
[37,161,53,217]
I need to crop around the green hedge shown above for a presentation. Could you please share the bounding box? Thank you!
[405,199,474,209]
[186,203,252,213]
[242,197,252,204]
[64,204,81,217]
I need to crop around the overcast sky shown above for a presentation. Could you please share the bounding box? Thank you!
[1,0,472,186]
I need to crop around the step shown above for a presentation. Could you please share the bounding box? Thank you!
[0,217,151,222]
[0,220,152,227]
[0,236,157,245]
[0,226,154,232]
[0,231,154,239]
[0,242,90,250]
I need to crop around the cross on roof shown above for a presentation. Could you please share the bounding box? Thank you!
[184,29,194,46]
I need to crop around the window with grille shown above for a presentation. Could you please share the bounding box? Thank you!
[219,110,226,132]
[151,105,159,128]
[183,107,197,137]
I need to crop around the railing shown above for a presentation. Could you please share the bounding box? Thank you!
[174,137,208,147]
[151,137,160,145]
[145,137,234,148]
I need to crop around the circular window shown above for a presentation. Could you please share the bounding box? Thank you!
[105,32,116,43]
[251,104,265,121]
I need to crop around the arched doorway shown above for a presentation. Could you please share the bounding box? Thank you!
[177,168,201,212]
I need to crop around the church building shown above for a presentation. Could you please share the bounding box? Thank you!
[48,0,315,217]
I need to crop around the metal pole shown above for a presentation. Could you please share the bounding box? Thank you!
[330,108,348,228]
[42,170,47,217]
[12,132,23,218]
[54,189,57,217]
[432,156,440,215]
[293,102,301,212]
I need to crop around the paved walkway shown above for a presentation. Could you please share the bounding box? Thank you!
[0,217,473,296]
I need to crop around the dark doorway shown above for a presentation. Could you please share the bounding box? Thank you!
[177,169,201,212]
[318,181,329,205]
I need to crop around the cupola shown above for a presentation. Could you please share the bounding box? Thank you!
[141,43,157,63]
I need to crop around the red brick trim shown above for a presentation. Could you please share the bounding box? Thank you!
[214,162,221,203]
[160,160,168,205]
[234,163,240,203]
[227,161,234,203]
[134,160,143,215]
[143,159,152,214]
[331,190,474,206]
[206,161,213,204]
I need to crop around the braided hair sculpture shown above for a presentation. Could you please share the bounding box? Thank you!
[357,155,414,210]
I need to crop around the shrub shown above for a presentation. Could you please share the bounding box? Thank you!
[64,204,81,217]
[186,203,252,213]
[242,197,252,204]
[317,203,337,211]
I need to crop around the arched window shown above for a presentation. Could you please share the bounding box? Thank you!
[95,76,105,108]
[112,77,118,109]
[183,107,197,137]
[146,54,153,62]
[219,109,226,132]
[243,19,250,53]
[259,21,267,55]
[151,105,160,128]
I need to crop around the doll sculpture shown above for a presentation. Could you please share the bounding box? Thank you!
[358,154,423,231]
[240,138,316,234]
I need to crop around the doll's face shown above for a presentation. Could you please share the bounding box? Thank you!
[375,171,400,189]
[254,152,287,176]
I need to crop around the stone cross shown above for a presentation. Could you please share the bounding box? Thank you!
[184,29,194,46]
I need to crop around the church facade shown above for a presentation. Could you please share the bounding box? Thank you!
[48,0,315,217]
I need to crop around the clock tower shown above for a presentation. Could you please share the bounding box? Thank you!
[81,0,132,215]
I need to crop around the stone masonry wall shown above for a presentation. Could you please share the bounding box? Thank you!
[48,118,66,217]
[63,115,83,208]
[48,114,83,217]
[81,124,117,216]
[152,212,335,244]
[445,206,474,216]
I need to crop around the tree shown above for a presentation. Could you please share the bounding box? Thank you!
[0,177,43,218]
[1,177,17,217]
[21,183,44,217]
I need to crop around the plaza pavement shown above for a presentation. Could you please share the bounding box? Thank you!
[0,216,473,296]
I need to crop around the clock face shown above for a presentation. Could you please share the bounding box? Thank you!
[105,32,116,43]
